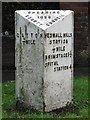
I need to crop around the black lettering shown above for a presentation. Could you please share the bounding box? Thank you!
[67,52,69,57]
[49,40,52,44]
[61,39,62,44]
[51,19,55,22]
[51,62,53,66]
[40,23,43,25]
[64,66,67,70]
[44,34,47,38]
[32,12,35,14]
[54,67,56,72]
[44,16,47,19]
[53,40,55,44]
[57,11,59,14]
[56,54,58,58]
[26,40,28,44]
[52,48,55,53]
[46,11,48,14]
[61,54,63,58]
[54,18,58,21]
[31,33,33,38]
[40,16,43,19]
[53,11,55,14]
[44,63,47,68]
[66,39,68,44]
[58,67,61,71]
[46,23,50,26]
[58,39,61,44]
[66,53,68,57]
[40,33,43,38]
[55,33,58,37]
[56,40,58,44]
[49,62,51,66]
[17,33,19,38]
[46,33,49,38]
[49,33,52,38]
[48,16,51,19]
[63,33,66,38]
[52,55,54,59]
[22,41,25,45]
[32,40,35,45]
[54,61,58,66]
[58,17,61,19]
[28,11,31,14]
[70,33,72,37]
[67,66,69,69]
[49,22,52,24]
[69,65,72,69]
[53,33,56,38]
[63,46,65,51]
[37,11,39,14]
[63,39,65,44]
[25,15,29,17]
[33,20,37,22]
[69,51,72,57]
[64,53,66,57]
[28,17,32,19]
[58,33,62,38]
[45,55,47,60]
[63,33,73,37]
[31,18,34,21]
[41,11,44,14]
[35,33,38,38]
[61,66,63,70]
[56,47,58,52]
[22,33,24,38]
[48,55,50,59]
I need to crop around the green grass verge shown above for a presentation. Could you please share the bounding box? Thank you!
[2,76,89,119]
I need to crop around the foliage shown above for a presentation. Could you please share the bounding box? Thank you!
[2,76,89,119]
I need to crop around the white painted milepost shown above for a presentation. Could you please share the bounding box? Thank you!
[15,10,74,112]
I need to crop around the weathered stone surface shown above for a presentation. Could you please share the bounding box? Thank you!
[15,10,74,112]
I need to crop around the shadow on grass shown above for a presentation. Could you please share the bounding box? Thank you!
[5,100,80,118]
[48,102,80,117]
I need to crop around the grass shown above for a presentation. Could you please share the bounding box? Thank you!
[2,76,89,119]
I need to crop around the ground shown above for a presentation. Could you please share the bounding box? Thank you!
[2,76,89,119]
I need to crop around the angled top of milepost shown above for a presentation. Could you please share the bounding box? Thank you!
[15,10,73,30]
